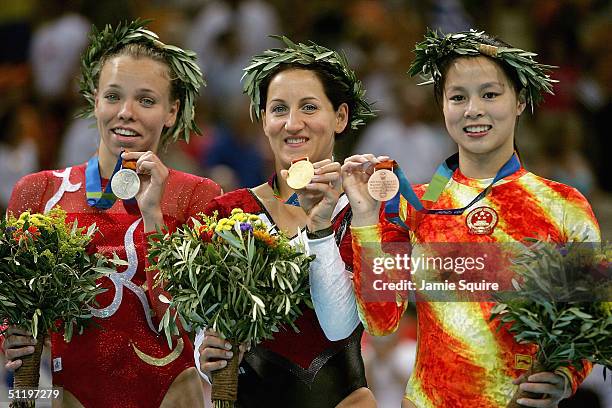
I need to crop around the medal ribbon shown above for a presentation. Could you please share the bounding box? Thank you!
[86,151,138,208]
[86,152,123,209]
[383,152,521,229]
[269,174,300,206]
[269,157,313,207]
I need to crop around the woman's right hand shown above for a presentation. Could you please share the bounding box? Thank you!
[281,159,342,232]
[198,330,247,375]
[3,326,37,371]
[341,154,389,226]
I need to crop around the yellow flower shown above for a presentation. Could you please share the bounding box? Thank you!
[599,302,612,317]
[18,211,31,222]
[231,208,243,215]
[228,212,247,223]
[29,213,53,229]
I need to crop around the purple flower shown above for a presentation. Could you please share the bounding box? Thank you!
[240,223,253,233]
[5,226,16,237]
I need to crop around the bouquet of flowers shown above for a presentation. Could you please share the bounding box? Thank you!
[490,239,611,408]
[0,208,106,407]
[148,208,314,408]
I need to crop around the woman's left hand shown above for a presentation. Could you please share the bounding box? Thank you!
[122,150,169,232]
[281,159,342,232]
[513,371,571,407]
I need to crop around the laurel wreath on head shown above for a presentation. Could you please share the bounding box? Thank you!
[408,29,558,110]
[77,19,205,146]
[241,35,376,130]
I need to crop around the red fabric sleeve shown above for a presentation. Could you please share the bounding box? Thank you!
[186,178,223,218]
[6,172,52,216]
[352,207,412,336]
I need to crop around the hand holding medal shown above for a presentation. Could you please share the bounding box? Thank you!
[111,156,140,200]
[281,158,343,232]
[120,151,169,231]
[286,157,315,190]
[367,160,400,202]
[340,154,390,225]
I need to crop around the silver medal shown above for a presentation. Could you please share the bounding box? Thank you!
[111,168,140,200]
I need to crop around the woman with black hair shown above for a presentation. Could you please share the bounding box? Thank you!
[196,37,377,407]
[340,30,600,408]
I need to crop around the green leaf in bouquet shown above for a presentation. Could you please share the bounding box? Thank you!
[110,254,129,266]
[32,310,39,340]
[217,230,243,249]
[246,233,256,266]
[203,302,220,317]
[148,209,314,349]
[1,208,109,344]
[553,319,572,328]
[569,308,592,319]
[490,239,612,376]
[518,314,540,331]
[541,301,556,320]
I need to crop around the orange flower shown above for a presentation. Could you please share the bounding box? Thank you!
[28,225,40,238]
[12,225,40,244]
[253,229,277,248]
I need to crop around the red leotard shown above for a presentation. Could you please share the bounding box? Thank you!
[6,163,220,407]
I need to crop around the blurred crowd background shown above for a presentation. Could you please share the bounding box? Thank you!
[0,0,610,406]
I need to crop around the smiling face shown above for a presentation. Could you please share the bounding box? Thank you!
[262,68,348,169]
[442,56,525,170]
[94,55,179,163]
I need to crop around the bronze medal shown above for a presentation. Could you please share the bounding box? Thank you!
[368,161,399,201]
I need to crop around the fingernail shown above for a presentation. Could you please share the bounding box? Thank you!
[224,343,232,350]
[220,360,227,367]
[226,351,233,358]
[516,399,525,405]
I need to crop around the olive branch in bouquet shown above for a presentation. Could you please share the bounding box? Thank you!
[490,239,611,407]
[0,208,108,405]
[147,208,314,407]
[0,208,107,342]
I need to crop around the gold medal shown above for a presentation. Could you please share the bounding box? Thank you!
[111,159,140,200]
[286,158,315,190]
[367,160,399,201]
